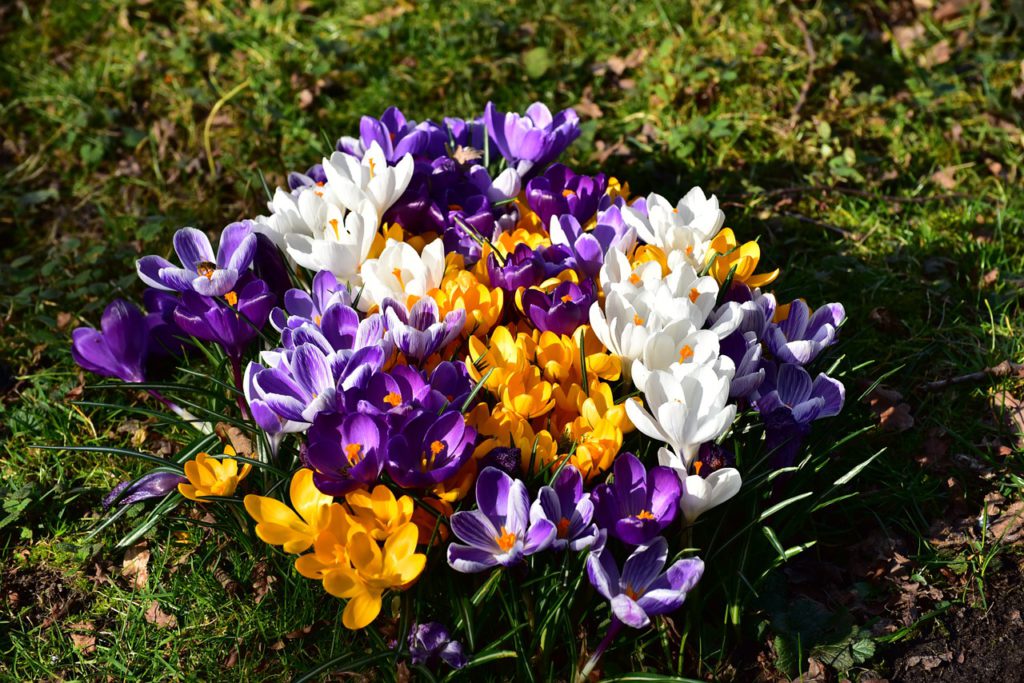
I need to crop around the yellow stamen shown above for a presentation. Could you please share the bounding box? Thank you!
[383,392,402,407]
[633,314,645,326]
[224,291,238,307]
[562,189,576,197]
[635,509,656,521]
[368,157,377,179]
[628,273,642,285]
[689,287,700,303]
[345,443,363,465]
[560,294,574,303]
[693,461,703,476]
[448,203,463,212]
[313,314,322,326]
[392,267,406,289]
[329,218,340,240]
[678,345,694,363]
[686,245,694,256]
[496,526,517,552]
[430,440,445,456]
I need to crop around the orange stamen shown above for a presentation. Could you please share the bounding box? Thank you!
[556,517,572,539]
[633,314,645,326]
[344,443,363,465]
[635,509,656,521]
[693,461,703,476]
[496,526,517,552]
[562,189,576,197]
[678,345,694,363]
[196,262,216,279]
[688,287,700,303]
[560,294,574,303]
[329,218,340,240]
[368,157,377,179]
[224,291,238,307]
[383,392,402,407]
[629,273,642,285]
[430,440,445,456]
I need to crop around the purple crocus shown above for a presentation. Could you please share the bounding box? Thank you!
[766,299,845,365]
[520,279,596,336]
[305,413,387,495]
[753,362,845,468]
[247,343,337,424]
[385,411,476,488]
[243,361,306,436]
[270,270,351,333]
[529,465,598,552]
[526,164,606,225]
[447,467,557,572]
[103,470,186,508]
[172,275,275,359]
[382,298,465,362]
[720,331,764,399]
[547,215,616,279]
[487,243,545,292]
[484,102,581,177]
[71,299,150,382]
[287,163,327,192]
[337,107,447,162]
[444,116,487,151]
[591,452,681,546]
[137,221,257,297]
[407,622,467,670]
[586,534,704,629]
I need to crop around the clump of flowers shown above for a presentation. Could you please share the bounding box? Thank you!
[73,102,846,677]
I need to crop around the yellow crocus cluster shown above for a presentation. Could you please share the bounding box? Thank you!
[244,471,426,630]
[430,269,505,337]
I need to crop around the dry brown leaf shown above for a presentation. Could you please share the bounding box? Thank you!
[215,423,253,457]
[68,622,96,654]
[121,543,150,591]
[298,89,314,110]
[920,39,952,68]
[865,386,914,433]
[144,601,177,629]
[989,501,1024,543]
[983,268,1000,286]
[992,391,1024,447]
[358,1,411,27]
[892,23,925,51]
[574,86,603,119]
[269,640,285,651]
[56,312,73,330]
[930,165,958,190]
[933,0,973,21]
[251,561,277,605]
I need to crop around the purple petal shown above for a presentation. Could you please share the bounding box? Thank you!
[191,268,237,297]
[137,255,180,291]
[218,221,257,272]
[610,594,650,628]
[447,543,500,574]
[523,517,556,555]
[173,228,215,272]
[812,373,845,418]
[621,537,669,594]
[450,510,500,550]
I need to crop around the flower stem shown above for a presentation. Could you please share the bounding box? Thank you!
[229,355,250,420]
[146,389,213,434]
[578,618,623,682]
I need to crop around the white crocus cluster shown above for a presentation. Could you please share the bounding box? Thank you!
[590,186,743,520]
[253,142,413,285]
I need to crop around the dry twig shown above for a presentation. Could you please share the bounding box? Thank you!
[920,360,1024,391]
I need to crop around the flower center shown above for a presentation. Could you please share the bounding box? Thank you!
[556,517,572,539]
[392,267,406,289]
[344,443,363,465]
[633,314,645,326]
[430,440,445,456]
[562,189,576,198]
[383,392,402,407]
[685,245,694,256]
[313,314,322,326]
[448,203,463,212]
[224,291,238,307]
[196,261,217,279]
[560,294,574,303]
[421,440,446,471]
[629,273,642,285]
[693,461,703,476]
[329,218,340,240]
[678,344,694,363]
[496,526,517,552]
[688,287,700,303]
[368,157,377,179]
[635,509,656,521]
[624,585,643,600]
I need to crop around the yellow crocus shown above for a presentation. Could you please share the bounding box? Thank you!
[430,270,505,337]
[706,228,779,288]
[432,457,477,503]
[605,177,630,201]
[293,506,359,580]
[466,325,533,390]
[243,468,338,554]
[501,366,555,420]
[345,485,415,540]
[630,244,669,275]
[534,330,577,383]
[179,446,251,501]
[324,524,426,630]
[580,380,633,434]
[568,419,623,481]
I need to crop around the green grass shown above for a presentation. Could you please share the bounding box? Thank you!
[2,0,1023,679]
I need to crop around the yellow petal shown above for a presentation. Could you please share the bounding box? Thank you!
[290,469,331,529]
[324,568,362,599]
[384,523,420,560]
[389,553,426,585]
[224,445,236,456]
[178,483,200,501]
[295,554,331,580]
[746,269,780,288]
[342,591,383,630]
[347,532,382,575]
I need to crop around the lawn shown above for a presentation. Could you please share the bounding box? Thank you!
[2,0,1023,680]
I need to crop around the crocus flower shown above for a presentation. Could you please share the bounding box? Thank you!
[591,452,680,545]
[359,239,446,311]
[753,362,845,468]
[525,163,606,225]
[385,411,476,488]
[622,190,724,268]
[244,468,337,554]
[487,243,546,292]
[625,364,736,468]
[529,465,598,552]
[71,299,150,382]
[103,470,186,508]
[705,228,779,289]
[549,215,619,279]
[305,413,387,495]
[382,297,465,362]
[270,269,351,332]
[657,445,742,524]
[520,279,595,336]
[719,330,764,399]
[447,467,557,572]
[178,447,251,501]
[322,142,415,222]
[345,485,415,541]
[484,101,581,177]
[766,299,845,365]
[337,107,447,162]
[137,221,257,297]
[407,622,468,670]
[586,534,704,629]
[173,275,275,359]
[252,232,293,301]
[243,361,307,436]
[246,343,338,425]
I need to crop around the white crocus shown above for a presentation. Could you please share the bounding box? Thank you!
[657,447,742,523]
[322,142,413,221]
[633,320,734,385]
[283,200,380,282]
[599,247,666,297]
[625,364,736,468]
[622,189,725,268]
[358,239,446,311]
[252,185,327,250]
[589,288,694,380]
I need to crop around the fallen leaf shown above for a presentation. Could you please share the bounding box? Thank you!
[214,565,241,596]
[865,386,914,433]
[251,561,277,605]
[892,23,925,51]
[988,501,1024,543]
[920,39,951,68]
[56,312,73,330]
[144,600,177,628]
[298,89,314,109]
[982,268,999,286]
[121,543,150,591]
[574,86,603,119]
[269,640,285,651]
[68,622,96,654]
[991,391,1024,447]
[223,647,239,669]
[215,423,253,457]
[930,165,958,189]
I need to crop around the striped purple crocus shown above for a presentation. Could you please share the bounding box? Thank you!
[137,222,257,297]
